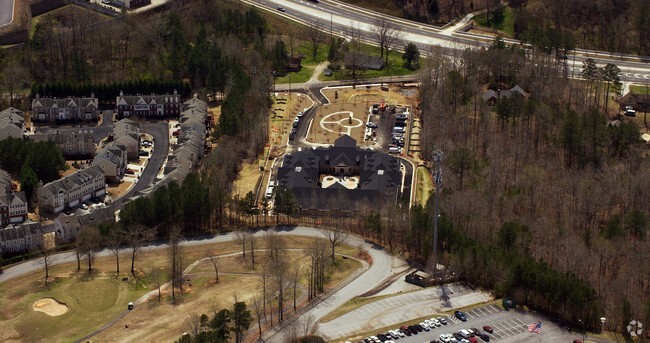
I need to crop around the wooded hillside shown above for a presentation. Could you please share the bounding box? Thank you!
[417,41,649,333]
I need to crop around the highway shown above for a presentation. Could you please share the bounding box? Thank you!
[0,0,14,27]
[242,0,650,82]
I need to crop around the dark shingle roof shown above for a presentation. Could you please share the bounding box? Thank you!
[276,135,401,210]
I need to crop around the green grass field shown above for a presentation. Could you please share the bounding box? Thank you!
[275,39,418,84]
[275,43,330,84]
[474,6,515,36]
[630,85,650,95]
[325,43,418,81]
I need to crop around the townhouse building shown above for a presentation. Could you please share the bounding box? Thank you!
[31,94,99,123]
[31,130,96,158]
[38,165,106,214]
[0,220,43,256]
[0,107,25,140]
[115,90,182,118]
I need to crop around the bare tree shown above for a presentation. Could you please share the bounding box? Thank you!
[345,22,364,83]
[208,252,220,284]
[260,262,268,322]
[150,268,163,302]
[291,263,302,311]
[321,223,348,263]
[308,238,328,299]
[123,225,156,275]
[372,17,403,65]
[78,226,101,272]
[264,230,286,263]
[169,225,183,304]
[244,231,255,269]
[285,319,300,343]
[233,229,247,259]
[38,234,57,286]
[270,256,290,321]
[104,229,123,273]
[252,294,264,337]
[1,53,28,107]
[305,21,326,61]
[184,312,202,337]
[300,313,316,336]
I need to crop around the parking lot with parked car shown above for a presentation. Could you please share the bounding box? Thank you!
[344,303,587,343]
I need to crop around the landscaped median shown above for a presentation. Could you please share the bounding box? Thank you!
[415,165,433,206]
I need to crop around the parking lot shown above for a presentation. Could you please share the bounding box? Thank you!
[320,283,492,340]
[339,303,588,343]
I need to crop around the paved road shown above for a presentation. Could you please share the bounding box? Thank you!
[320,282,492,340]
[244,0,650,82]
[33,115,169,209]
[0,0,14,27]
[111,121,169,208]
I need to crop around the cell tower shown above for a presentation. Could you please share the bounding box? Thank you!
[431,150,443,275]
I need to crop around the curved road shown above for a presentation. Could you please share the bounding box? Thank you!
[243,0,650,82]
[0,227,409,340]
[0,0,15,27]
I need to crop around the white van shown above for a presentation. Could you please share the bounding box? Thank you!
[392,126,405,134]
[265,186,274,199]
[458,329,472,339]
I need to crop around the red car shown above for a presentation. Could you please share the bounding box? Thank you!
[482,325,494,333]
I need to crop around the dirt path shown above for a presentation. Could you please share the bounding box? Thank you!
[306,62,329,86]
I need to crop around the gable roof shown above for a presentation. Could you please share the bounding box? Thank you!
[276,135,401,210]
[40,165,104,196]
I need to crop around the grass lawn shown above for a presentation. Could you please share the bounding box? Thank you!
[416,166,433,206]
[630,85,650,95]
[274,38,418,84]
[276,43,330,84]
[0,271,148,343]
[474,6,515,36]
[324,43,418,82]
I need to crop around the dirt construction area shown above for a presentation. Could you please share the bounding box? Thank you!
[308,85,419,146]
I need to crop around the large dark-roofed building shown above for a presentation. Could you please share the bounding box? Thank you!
[276,135,402,211]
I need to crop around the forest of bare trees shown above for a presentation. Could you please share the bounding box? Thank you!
[414,39,649,332]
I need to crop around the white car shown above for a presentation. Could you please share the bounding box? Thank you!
[370,336,381,343]
[388,330,401,339]
[430,318,441,327]
[420,322,431,331]
[393,329,405,338]
[439,334,453,343]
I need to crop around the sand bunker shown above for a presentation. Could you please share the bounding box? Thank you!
[32,298,69,316]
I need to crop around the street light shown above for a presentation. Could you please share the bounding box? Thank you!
[600,317,606,334]
[578,319,586,343]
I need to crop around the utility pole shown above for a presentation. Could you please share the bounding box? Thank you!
[431,150,443,276]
